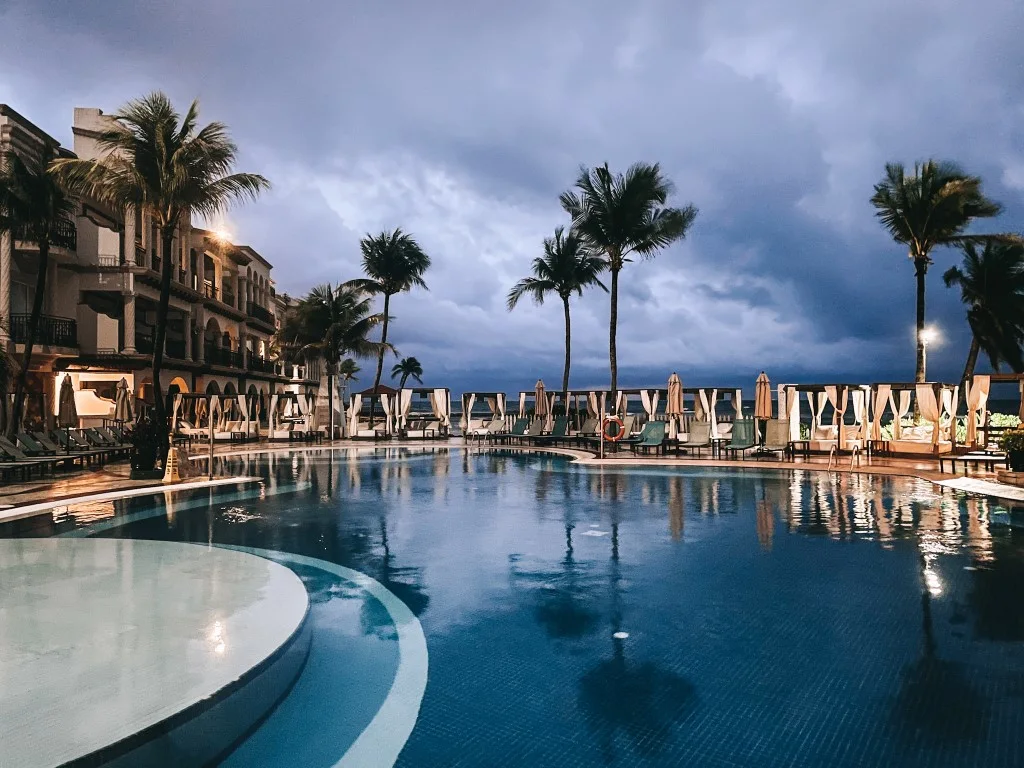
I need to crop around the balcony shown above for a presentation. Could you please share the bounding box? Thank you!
[14,220,77,251]
[166,339,186,359]
[247,302,275,326]
[203,283,219,301]
[247,355,276,374]
[135,336,154,355]
[205,345,244,369]
[10,314,78,348]
[222,289,236,308]
[177,268,188,285]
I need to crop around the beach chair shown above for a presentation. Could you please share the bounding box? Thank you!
[16,433,55,456]
[532,416,568,446]
[758,419,792,459]
[491,418,528,444]
[725,419,759,459]
[676,421,712,457]
[516,419,546,445]
[34,431,97,466]
[0,437,59,477]
[630,421,667,455]
[574,417,599,446]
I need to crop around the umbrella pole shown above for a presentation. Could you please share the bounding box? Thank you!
[599,399,605,461]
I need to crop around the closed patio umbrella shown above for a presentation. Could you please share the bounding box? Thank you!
[58,374,78,428]
[114,378,133,422]
[534,380,548,419]
[754,372,772,420]
[667,372,683,439]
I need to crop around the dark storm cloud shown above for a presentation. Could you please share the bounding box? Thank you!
[2,0,1023,393]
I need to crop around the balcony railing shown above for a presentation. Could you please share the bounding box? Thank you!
[97,255,121,268]
[247,355,276,374]
[203,283,219,301]
[205,345,244,369]
[166,339,186,359]
[247,302,275,325]
[222,289,236,308]
[14,219,77,251]
[10,314,78,348]
[136,336,154,355]
[177,268,188,285]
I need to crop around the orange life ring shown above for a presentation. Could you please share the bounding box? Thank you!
[603,416,625,442]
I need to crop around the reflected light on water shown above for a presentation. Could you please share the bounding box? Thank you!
[208,619,227,655]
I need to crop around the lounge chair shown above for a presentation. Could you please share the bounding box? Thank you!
[532,416,569,446]
[676,420,712,457]
[34,431,99,466]
[573,417,599,446]
[630,421,667,455]
[491,418,528,445]
[725,419,759,459]
[406,418,442,439]
[16,433,55,456]
[0,437,60,476]
[468,417,504,442]
[757,419,792,459]
[517,419,546,444]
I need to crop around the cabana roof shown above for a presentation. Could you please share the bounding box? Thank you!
[359,385,398,396]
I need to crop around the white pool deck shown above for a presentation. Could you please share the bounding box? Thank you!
[0,538,308,768]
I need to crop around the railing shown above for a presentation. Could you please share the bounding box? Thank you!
[247,355,276,373]
[205,345,244,369]
[177,268,188,284]
[136,336,154,355]
[247,302,275,325]
[9,314,78,347]
[152,255,161,273]
[14,219,77,251]
[97,255,121,268]
[203,283,219,301]
[222,289,236,308]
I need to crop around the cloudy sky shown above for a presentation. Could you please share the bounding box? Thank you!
[2,0,1023,393]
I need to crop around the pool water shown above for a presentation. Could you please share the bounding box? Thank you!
[8,447,1024,767]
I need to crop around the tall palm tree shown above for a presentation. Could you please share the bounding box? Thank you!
[349,228,431,426]
[507,226,607,402]
[391,356,423,389]
[0,148,76,437]
[337,357,360,411]
[943,241,1024,385]
[279,283,388,435]
[52,92,269,446]
[560,163,697,395]
[870,160,1005,382]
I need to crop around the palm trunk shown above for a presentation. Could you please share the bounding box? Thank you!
[400,373,409,390]
[562,295,571,412]
[8,241,50,438]
[369,292,391,429]
[960,336,981,391]
[609,268,619,397]
[915,258,927,383]
[150,227,175,454]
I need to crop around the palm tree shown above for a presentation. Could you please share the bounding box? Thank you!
[391,356,423,389]
[560,163,697,395]
[507,226,607,402]
[349,228,431,427]
[279,283,388,436]
[0,148,77,437]
[52,92,269,446]
[943,241,1024,385]
[870,161,1005,382]
[0,321,15,434]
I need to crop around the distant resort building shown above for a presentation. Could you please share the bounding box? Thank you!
[0,103,319,429]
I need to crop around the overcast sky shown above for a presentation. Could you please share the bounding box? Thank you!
[2,0,1022,393]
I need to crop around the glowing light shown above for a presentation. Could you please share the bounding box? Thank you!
[208,620,227,655]
[211,229,232,243]
[920,326,940,346]
[613,631,629,639]
[924,567,943,597]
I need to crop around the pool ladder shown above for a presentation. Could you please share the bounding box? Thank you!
[827,444,861,471]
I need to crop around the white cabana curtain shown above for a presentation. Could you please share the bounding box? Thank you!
[485,397,497,418]
[808,392,828,431]
[400,389,414,430]
[237,395,249,433]
[380,393,392,434]
[518,392,527,419]
[824,386,839,426]
[732,389,742,420]
[269,394,279,434]
[965,375,991,446]
[871,385,891,441]
[547,392,556,430]
[349,394,363,434]
[785,385,800,441]
[888,390,911,439]
[695,390,708,422]
[433,389,450,427]
[940,386,959,442]
[496,393,506,419]
[915,384,941,445]
[587,392,598,418]
[615,392,626,416]
[210,395,222,432]
[171,394,183,435]
[640,390,653,420]
[776,385,787,422]
[462,393,476,431]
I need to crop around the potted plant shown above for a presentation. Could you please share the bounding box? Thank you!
[126,417,165,480]
[1000,428,1024,472]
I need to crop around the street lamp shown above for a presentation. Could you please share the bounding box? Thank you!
[920,326,939,379]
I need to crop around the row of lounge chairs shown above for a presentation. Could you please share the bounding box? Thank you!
[0,427,131,482]
[472,416,799,460]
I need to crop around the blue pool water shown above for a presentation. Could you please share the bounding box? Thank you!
[7,447,1024,767]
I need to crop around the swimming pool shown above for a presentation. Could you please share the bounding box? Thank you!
[7,447,1024,767]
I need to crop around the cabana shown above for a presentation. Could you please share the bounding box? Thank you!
[398,387,452,439]
[676,387,744,439]
[267,391,314,440]
[868,382,958,456]
[347,385,400,439]
[779,383,871,453]
[460,391,507,436]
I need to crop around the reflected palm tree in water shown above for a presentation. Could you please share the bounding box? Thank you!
[667,475,684,541]
[578,512,697,763]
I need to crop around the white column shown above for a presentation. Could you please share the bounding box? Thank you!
[122,293,136,353]
[0,231,11,343]
[180,227,190,284]
[123,206,136,265]
[196,248,205,292]
[240,330,249,368]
